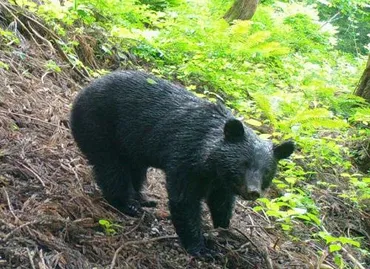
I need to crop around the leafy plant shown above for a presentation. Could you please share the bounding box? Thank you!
[45,60,62,73]
[98,219,123,235]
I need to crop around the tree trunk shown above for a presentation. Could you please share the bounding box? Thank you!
[354,55,370,102]
[224,0,259,23]
[353,55,370,174]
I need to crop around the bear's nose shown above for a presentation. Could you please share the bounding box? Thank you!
[247,191,260,200]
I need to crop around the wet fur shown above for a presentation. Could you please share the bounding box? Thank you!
[70,71,293,255]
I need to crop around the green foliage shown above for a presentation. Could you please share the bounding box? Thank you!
[0,29,20,48]
[283,14,332,52]
[98,219,123,235]
[0,61,10,70]
[139,0,182,11]
[318,230,364,267]
[45,60,62,73]
[254,159,320,231]
[350,107,370,124]
[306,0,370,55]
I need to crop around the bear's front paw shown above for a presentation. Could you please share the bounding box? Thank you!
[119,200,143,217]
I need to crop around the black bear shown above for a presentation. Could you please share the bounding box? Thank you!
[70,70,294,256]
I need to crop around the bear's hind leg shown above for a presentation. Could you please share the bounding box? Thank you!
[93,160,143,217]
[131,167,157,208]
[207,188,235,228]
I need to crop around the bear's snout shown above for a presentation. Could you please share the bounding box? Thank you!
[246,186,261,200]
[237,183,262,201]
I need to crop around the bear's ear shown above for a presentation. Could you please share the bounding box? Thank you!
[273,141,295,160]
[224,119,245,141]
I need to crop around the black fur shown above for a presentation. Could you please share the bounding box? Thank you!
[70,71,294,255]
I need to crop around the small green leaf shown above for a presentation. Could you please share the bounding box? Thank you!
[99,219,110,227]
[329,244,342,253]
[186,85,196,90]
[334,254,344,268]
[295,215,311,221]
[147,78,157,85]
[307,213,321,225]
[285,177,297,185]
[0,61,9,70]
[281,224,292,231]
[259,133,272,139]
[257,198,270,204]
[246,119,262,127]
[338,237,360,247]
[266,210,282,217]
[253,206,264,212]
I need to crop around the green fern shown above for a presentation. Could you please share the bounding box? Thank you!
[351,108,370,123]
[281,108,348,132]
[252,93,278,127]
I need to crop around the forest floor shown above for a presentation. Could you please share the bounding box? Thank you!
[0,6,369,269]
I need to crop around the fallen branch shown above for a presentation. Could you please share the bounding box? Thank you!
[124,212,145,236]
[16,161,46,187]
[1,1,90,79]
[27,248,37,269]
[2,187,20,223]
[261,246,273,269]
[0,1,41,49]
[3,220,40,241]
[342,247,366,269]
[233,227,261,256]
[110,235,178,269]
[0,109,69,131]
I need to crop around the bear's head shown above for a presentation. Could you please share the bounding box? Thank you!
[214,118,295,201]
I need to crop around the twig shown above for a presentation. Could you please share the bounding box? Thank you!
[272,237,280,250]
[248,214,255,236]
[316,250,328,269]
[27,21,55,53]
[3,220,40,241]
[27,248,37,269]
[124,212,145,236]
[0,218,15,229]
[0,2,41,48]
[237,242,250,250]
[0,109,69,131]
[262,246,274,269]
[320,12,340,29]
[2,187,20,223]
[38,249,47,269]
[16,161,46,187]
[41,72,51,84]
[210,226,261,234]
[342,247,366,269]
[232,228,263,258]
[237,200,271,224]
[110,235,177,269]
[3,1,89,79]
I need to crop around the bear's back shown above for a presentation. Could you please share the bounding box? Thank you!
[70,70,232,168]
